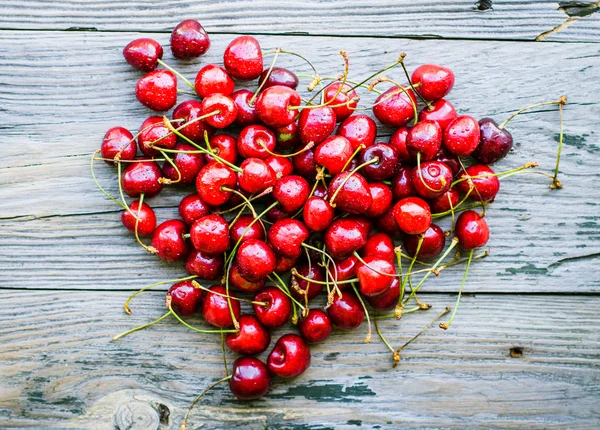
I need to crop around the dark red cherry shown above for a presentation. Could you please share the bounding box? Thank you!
[179,194,210,225]
[226,315,271,356]
[200,94,238,129]
[229,264,265,293]
[472,118,513,164]
[328,171,372,214]
[101,126,136,163]
[259,67,299,90]
[151,219,190,262]
[237,125,276,159]
[136,70,177,111]
[206,134,238,165]
[360,143,399,180]
[330,255,359,285]
[265,155,293,179]
[337,114,377,150]
[406,119,443,161]
[273,121,300,150]
[373,86,417,127]
[275,254,298,273]
[170,19,210,60]
[393,197,432,235]
[299,106,336,146]
[236,239,276,282]
[121,161,163,198]
[455,210,490,250]
[196,162,237,206]
[293,264,324,301]
[365,182,393,218]
[357,256,395,296]
[325,218,369,260]
[186,249,224,279]
[388,126,410,162]
[375,209,403,238]
[273,175,310,213]
[411,161,453,199]
[411,64,455,101]
[366,277,400,311]
[433,146,460,176]
[167,280,203,317]
[429,187,460,214]
[391,166,417,200]
[123,38,163,71]
[231,89,259,127]
[121,200,156,236]
[303,197,334,232]
[253,286,292,328]
[362,232,395,261]
[223,36,263,80]
[312,182,328,199]
[162,143,205,185]
[404,224,446,259]
[266,203,291,223]
[314,136,353,175]
[292,149,317,179]
[229,357,270,400]
[202,285,241,328]
[443,115,480,156]
[323,81,358,121]
[190,214,229,255]
[268,219,309,259]
[419,99,458,131]
[457,164,500,202]
[230,214,265,244]
[327,290,364,330]
[238,158,276,193]
[268,334,311,378]
[298,309,332,344]
[138,116,177,157]
[194,64,234,97]
[255,85,301,127]
[172,100,214,143]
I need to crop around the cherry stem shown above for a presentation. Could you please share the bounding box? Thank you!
[396,306,451,358]
[374,317,399,367]
[341,144,366,173]
[93,157,166,163]
[258,140,315,158]
[416,152,446,193]
[249,47,281,105]
[177,89,197,96]
[291,170,323,219]
[133,193,149,250]
[268,273,306,310]
[365,77,418,125]
[351,282,372,344]
[181,375,233,430]
[551,98,566,190]
[295,51,351,109]
[264,49,321,91]
[216,187,273,215]
[352,251,398,278]
[395,247,405,307]
[457,157,486,216]
[156,58,195,91]
[149,112,217,149]
[498,96,566,130]
[396,236,423,319]
[158,149,182,185]
[346,54,403,93]
[397,52,432,109]
[221,331,229,377]
[431,187,475,219]
[112,311,171,341]
[90,149,126,209]
[307,76,383,96]
[123,275,197,314]
[375,306,421,319]
[299,243,340,297]
[191,280,265,306]
[167,297,237,334]
[439,249,474,330]
[329,157,379,207]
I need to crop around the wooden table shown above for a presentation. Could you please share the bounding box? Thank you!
[1,1,600,428]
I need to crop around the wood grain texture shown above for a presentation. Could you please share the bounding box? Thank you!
[1,290,599,429]
[1,31,599,292]
[544,10,600,42]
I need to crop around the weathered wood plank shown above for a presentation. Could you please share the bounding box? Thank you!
[1,290,599,429]
[1,0,596,43]
[544,9,600,42]
[1,31,599,292]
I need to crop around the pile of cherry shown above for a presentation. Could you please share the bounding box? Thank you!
[94,19,566,426]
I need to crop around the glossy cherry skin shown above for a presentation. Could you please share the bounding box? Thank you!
[202,285,241,328]
[329,255,359,285]
[162,143,205,185]
[455,210,490,250]
[196,162,237,206]
[231,89,259,127]
[138,116,177,157]
[236,239,276,282]
[273,121,300,150]
[365,182,393,218]
[328,290,365,330]
[292,264,324,301]
[268,334,311,378]
[388,127,410,162]
[328,172,372,215]
[393,197,432,235]
[457,164,500,202]
[195,64,234,97]
[443,115,480,156]
[314,136,353,175]
[391,166,417,200]
[167,280,203,317]
[206,134,238,165]
[170,19,210,60]
[101,126,136,163]
[325,218,369,260]
[121,200,156,236]
[411,64,455,101]
[186,250,224,279]
[337,114,377,150]
[230,214,265,244]
[266,203,291,223]
[362,232,395,261]
[323,81,358,121]
[404,224,446,259]
[367,277,400,311]
[360,143,399,180]
[151,219,190,262]
[265,155,293,179]
[190,214,229,254]
[121,161,163,198]
[273,255,296,275]
[429,187,460,214]
[223,36,263,80]
[433,146,460,176]
[237,125,276,159]
[375,209,403,238]
[268,219,309,259]
[172,100,214,143]
[298,309,332,344]
[255,85,301,127]
[179,194,210,225]
[123,38,163,71]
[229,264,265,293]
[273,175,310,213]
[373,86,417,127]
[357,256,395,296]
[419,99,458,131]
[238,158,276,193]
[200,94,238,129]
[226,315,271,356]
[411,161,453,199]
[303,197,334,232]
[472,118,513,164]
[259,67,299,89]
[292,149,317,179]
[253,286,292,328]
[229,357,270,400]
[299,106,336,146]
[136,70,177,111]
[406,120,443,161]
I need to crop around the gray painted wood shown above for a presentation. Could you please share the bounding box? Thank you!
[1,290,599,429]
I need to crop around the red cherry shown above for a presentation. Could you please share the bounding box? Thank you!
[411,161,453,199]
[190,214,229,255]
[226,315,271,356]
[268,334,311,378]
[275,254,298,273]
[325,218,369,260]
[186,250,224,279]
[265,155,293,178]
[255,85,301,127]
[391,166,417,200]
[303,197,334,232]
[236,239,276,282]
[292,264,324,301]
[151,219,190,262]
[328,172,372,214]
[200,94,238,129]
[194,64,234,97]
[472,118,513,164]
[273,175,310,213]
[237,125,276,159]
[388,126,410,162]
[202,285,241,328]
[365,182,393,218]
[356,256,395,296]
[366,278,400,311]
[373,86,417,127]
[121,161,163,198]
[123,38,163,71]
[429,187,460,214]
[360,143,399,180]
[337,114,377,150]
[230,214,265,244]
[229,357,270,400]
[455,210,490,250]
[375,209,403,238]
[419,99,457,131]
[238,158,276,193]
[223,36,263,80]
[411,64,454,101]
[266,203,291,223]
[292,149,317,179]
[259,67,299,89]
[406,120,443,161]
[206,134,238,165]
[179,194,210,225]
[443,115,480,156]
[196,162,237,206]
[170,19,210,60]
[229,264,265,293]
[121,200,156,236]
[329,255,359,285]
[268,219,309,259]
[101,126,136,163]
[433,146,461,176]
[168,280,203,317]
[298,309,332,344]
[457,164,500,202]
[231,89,259,127]
[362,232,395,261]
[172,100,214,143]
[314,136,353,175]
[273,121,300,150]
[136,70,177,111]
[327,290,364,330]
[298,106,336,146]
[323,81,358,121]
[404,224,446,259]
[393,197,432,235]
[162,143,205,185]
[138,116,177,157]
[253,286,292,328]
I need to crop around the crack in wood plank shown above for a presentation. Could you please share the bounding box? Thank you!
[537,1,600,40]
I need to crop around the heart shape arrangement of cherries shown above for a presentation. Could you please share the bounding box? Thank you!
[94,19,567,426]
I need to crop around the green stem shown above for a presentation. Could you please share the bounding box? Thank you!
[112,311,171,341]
[157,58,195,91]
[439,250,474,330]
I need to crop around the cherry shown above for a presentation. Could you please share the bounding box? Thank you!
[411,161,453,199]
[121,161,163,198]
[391,166,417,200]
[186,250,224,279]
[351,215,373,238]
[323,81,358,121]
[229,357,270,400]
[366,278,400,311]
[123,38,163,71]
[393,197,432,235]
[238,158,276,193]
[255,85,301,127]
[330,255,359,284]
[138,116,177,157]
[267,334,311,379]
[375,209,403,238]
[200,94,238,129]
[231,89,259,127]
[190,214,230,255]
[275,254,298,273]
[443,115,480,156]
[327,290,364,330]
[268,219,309,259]
[373,86,417,127]
[266,204,291,223]
[230,214,266,244]
[196,162,237,206]
[337,114,377,150]
[411,64,454,101]
[237,125,276,159]
[136,70,177,111]
[162,143,205,185]
[433,146,460,176]
[365,182,393,218]
[357,256,395,296]
[325,218,369,260]
[253,286,292,328]
[121,200,156,236]
[388,126,410,162]
[298,309,332,344]
[404,224,446,259]
[229,264,265,293]
[328,171,372,214]
[314,136,353,175]
[292,149,317,179]
[168,280,203,317]
[406,119,442,161]
[236,239,276,282]
[312,182,328,199]
[362,232,395,261]
[151,219,190,261]
[265,155,293,178]
[292,264,324,301]
[419,99,457,131]
[226,315,271,356]
[455,210,490,250]
[194,64,234,97]
[472,118,513,164]
[202,285,241,328]
[299,106,336,146]
[101,126,136,163]
[429,187,460,214]
[259,67,299,90]
[303,197,334,232]
[206,134,238,165]
[273,121,300,150]
[179,194,210,225]
[457,164,500,202]
[223,36,263,80]
[360,143,399,180]
[273,175,310,213]
[173,100,214,143]
[170,19,210,60]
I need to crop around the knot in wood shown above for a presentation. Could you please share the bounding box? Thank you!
[115,400,160,430]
